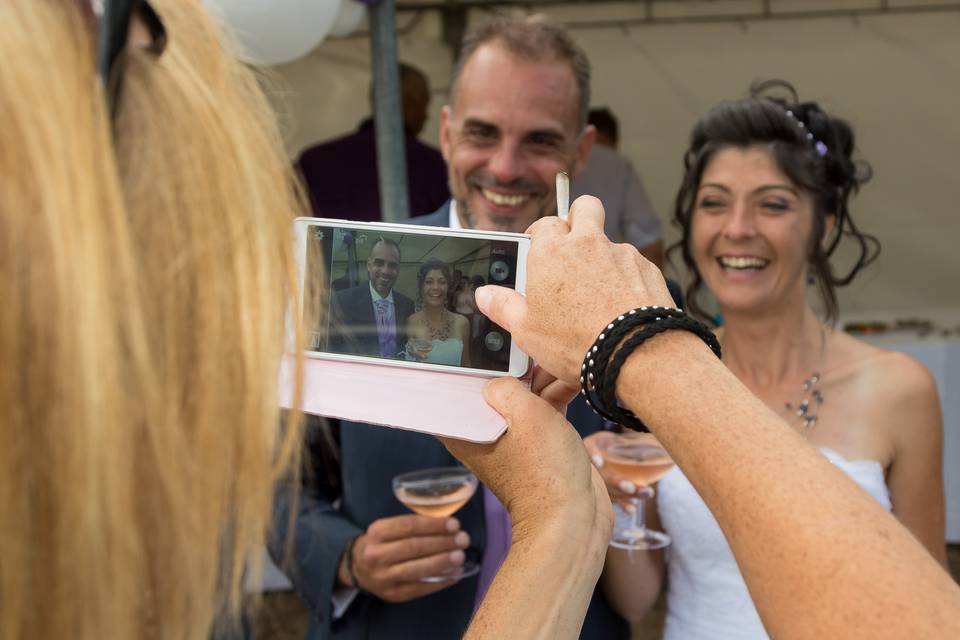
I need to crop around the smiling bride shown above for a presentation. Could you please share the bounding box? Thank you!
[405,258,472,368]
[588,80,948,640]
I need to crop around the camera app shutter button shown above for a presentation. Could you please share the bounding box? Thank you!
[484,331,505,352]
[489,260,510,282]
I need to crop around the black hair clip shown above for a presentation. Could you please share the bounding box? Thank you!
[96,0,167,117]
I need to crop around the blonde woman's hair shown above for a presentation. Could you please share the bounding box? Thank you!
[0,1,306,638]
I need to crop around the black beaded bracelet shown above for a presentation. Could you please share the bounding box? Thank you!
[599,314,720,429]
[587,307,685,403]
[579,307,721,432]
[579,307,684,426]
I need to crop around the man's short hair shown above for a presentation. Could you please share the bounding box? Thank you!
[588,107,619,145]
[370,236,401,262]
[449,14,591,131]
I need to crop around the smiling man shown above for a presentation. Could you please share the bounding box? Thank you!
[440,17,595,233]
[328,237,415,359]
[272,15,629,640]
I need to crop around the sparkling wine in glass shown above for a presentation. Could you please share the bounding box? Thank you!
[392,467,479,582]
[406,338,433,361]
[601,433,675,551]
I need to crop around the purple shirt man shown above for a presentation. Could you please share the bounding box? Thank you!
[297,63,450,221]
[298,119,449,222]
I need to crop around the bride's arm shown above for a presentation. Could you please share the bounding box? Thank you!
[583,432,666,622]
[599,505,666,622]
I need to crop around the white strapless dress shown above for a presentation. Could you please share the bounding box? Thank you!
[657,447,891,640]
[424,338,463,366]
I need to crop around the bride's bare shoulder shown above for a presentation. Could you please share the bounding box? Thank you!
[832,331,939,411]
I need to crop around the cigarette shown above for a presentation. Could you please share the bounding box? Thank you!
[556,171,569,221]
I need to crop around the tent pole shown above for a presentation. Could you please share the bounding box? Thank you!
[369,0,410,222]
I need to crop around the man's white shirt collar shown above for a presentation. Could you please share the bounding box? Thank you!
[448,200,463,230]
[369,281,395,304]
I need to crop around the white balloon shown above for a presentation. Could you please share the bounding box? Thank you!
[202,0,342,66]
[329,0,366,38]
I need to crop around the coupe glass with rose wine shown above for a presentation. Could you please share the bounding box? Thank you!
[406,337,433,361]
[392,467,479,582]
[600,432,675,550]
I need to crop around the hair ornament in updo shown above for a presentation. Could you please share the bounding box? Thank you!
[783,108,828,157]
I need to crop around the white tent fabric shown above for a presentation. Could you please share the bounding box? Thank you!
[271,5,960,315]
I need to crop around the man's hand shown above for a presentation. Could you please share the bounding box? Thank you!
[338,514,471,603]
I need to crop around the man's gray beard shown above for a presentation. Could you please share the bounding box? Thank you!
[457,197,557,233]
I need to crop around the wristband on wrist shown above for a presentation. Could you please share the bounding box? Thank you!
[579,306,721,431]
[343,535,361,590]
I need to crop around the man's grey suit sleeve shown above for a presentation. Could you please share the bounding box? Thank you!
[268,421,362,632]
[269,484,361,629]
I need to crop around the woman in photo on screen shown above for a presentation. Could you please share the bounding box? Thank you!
[587,80,947,639]
[405,258,472,367]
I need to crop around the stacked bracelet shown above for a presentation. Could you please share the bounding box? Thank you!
[579,306,721,432]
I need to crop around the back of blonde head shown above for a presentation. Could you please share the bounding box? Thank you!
[0,1,305,637]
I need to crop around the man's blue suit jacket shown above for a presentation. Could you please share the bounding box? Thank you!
[270,203,629,640]
[328,283,415,358]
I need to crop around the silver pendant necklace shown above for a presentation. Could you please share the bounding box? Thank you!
[785,327,827,430]
[426,308,453,341]
[785,372,824,429]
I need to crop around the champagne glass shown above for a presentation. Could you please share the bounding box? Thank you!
[406,337,433,361]
[599,433,674,550]
[392,467,479,582]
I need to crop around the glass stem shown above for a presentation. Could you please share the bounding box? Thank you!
[632,495,646,531]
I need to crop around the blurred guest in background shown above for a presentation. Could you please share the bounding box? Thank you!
[298,62,450,222]
[455,275,478,315]
[571,106,664,266]
[448,268,465,309]
[588,80,947,640]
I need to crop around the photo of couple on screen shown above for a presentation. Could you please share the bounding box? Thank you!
[306,226,516,373]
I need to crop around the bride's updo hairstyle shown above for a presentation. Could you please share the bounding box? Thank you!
[669,80,880,322]
[416,258,453,309]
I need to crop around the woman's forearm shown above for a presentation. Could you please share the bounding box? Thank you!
[617,332,960,639]
[466,502,609,639]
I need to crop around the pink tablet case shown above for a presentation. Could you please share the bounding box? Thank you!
[278,355,511,443]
